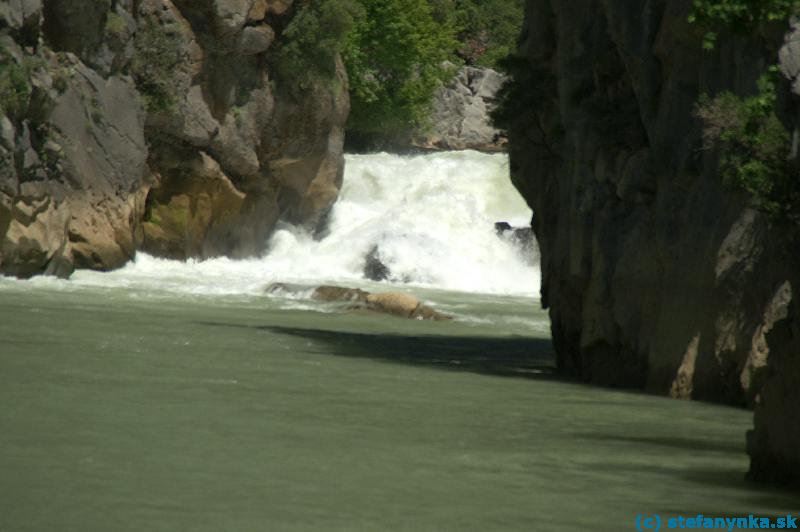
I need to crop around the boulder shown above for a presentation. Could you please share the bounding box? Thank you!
[363,245,390,281]
[364,292,452,321]
[312,285,370,303]
[266,283,452,321]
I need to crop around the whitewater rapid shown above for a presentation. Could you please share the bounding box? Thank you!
[18,151,540,298]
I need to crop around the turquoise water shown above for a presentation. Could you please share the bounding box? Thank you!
[0,280,796,531]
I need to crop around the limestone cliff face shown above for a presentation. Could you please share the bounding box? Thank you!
[507,0,799,484]
[413,66,507,152]
[0,0,347,275]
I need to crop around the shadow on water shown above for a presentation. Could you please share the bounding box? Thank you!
[198,321,559,381]
[576,433,745,455]
[579,436,800,510]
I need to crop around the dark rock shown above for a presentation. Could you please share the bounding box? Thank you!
[494,221,512,234]
[363,245,390,281]
[507,0,800,485]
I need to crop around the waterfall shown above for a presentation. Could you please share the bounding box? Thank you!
[56,151,539,297]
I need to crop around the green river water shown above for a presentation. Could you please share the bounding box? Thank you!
[0,280,796,531]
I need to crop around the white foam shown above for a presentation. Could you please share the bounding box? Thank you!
[5,151,540,298]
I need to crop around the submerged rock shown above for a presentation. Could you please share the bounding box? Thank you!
[312,285,369,303]
[266,282,452,321]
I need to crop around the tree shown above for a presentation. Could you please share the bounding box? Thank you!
[343,0,457,144]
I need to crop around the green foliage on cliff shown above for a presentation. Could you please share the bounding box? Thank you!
[689,0,800,49]
[429,0,525,67]
[273,0,363,92]
[343,0,457,141]
[131,19,182,113]
[276,0,524,144]
[0,49,32,120]
[697,69,800,219]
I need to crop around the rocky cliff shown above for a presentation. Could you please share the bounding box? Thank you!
[506,0,799,485]
[0,0,347,276]
[413,65,507,152]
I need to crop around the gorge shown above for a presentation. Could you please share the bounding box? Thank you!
[1,0,799,529]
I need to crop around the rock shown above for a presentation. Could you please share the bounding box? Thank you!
[135,0,346,258]
[747,290,800,486]
[312,285,369,303]
[364,292,421,318]
[364,292,452,321]
[267,283,452,321]
[0,44,148,277]
[1,0,347,275]
[363,245,390,281]
[414,66,507,152]
[494,221,512,234]
[238,25,274,55]
[508,0,800,484]
[0,0,42,39]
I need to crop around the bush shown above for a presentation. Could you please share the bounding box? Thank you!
[0,48,32,119]
[343,0,457,141]
[435,0,525,67]
[272,0,362,93]
[131,19,183,113]
[688,0,800,49]
[696,69,799,219]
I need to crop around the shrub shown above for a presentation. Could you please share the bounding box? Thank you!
[696,69,799,219]
[131,19,183,113]
[343,0,457,141]
[688,0,800,49]
[438,0,525,67]
[0,48,32,119]
[272,0,363,93]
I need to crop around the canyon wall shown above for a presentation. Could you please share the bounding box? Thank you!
[0,0,347,276]
[507,0,799,485]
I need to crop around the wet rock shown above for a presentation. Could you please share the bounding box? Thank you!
[267,283,452,321]
[312,285,370,303]
[363,292,452,321]
[494,221,512,234]
[363,245,390,281]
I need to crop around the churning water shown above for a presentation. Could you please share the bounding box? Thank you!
[42,151,539,299]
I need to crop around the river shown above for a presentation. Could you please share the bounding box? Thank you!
[0,152,795,531]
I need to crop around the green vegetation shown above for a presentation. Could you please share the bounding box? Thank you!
[0,48,32,120]
[688,0,800,49]
[272,0,362,93]
[131,19,183,113]
[105,12,127,39]
[275,0,524,144]
[343,0,457,141]
[430,0,524,67]
[688,1,800,221]
[696,69,799,220]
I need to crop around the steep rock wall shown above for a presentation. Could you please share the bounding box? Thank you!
[0,0,347,275]
[507,0,800,485]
